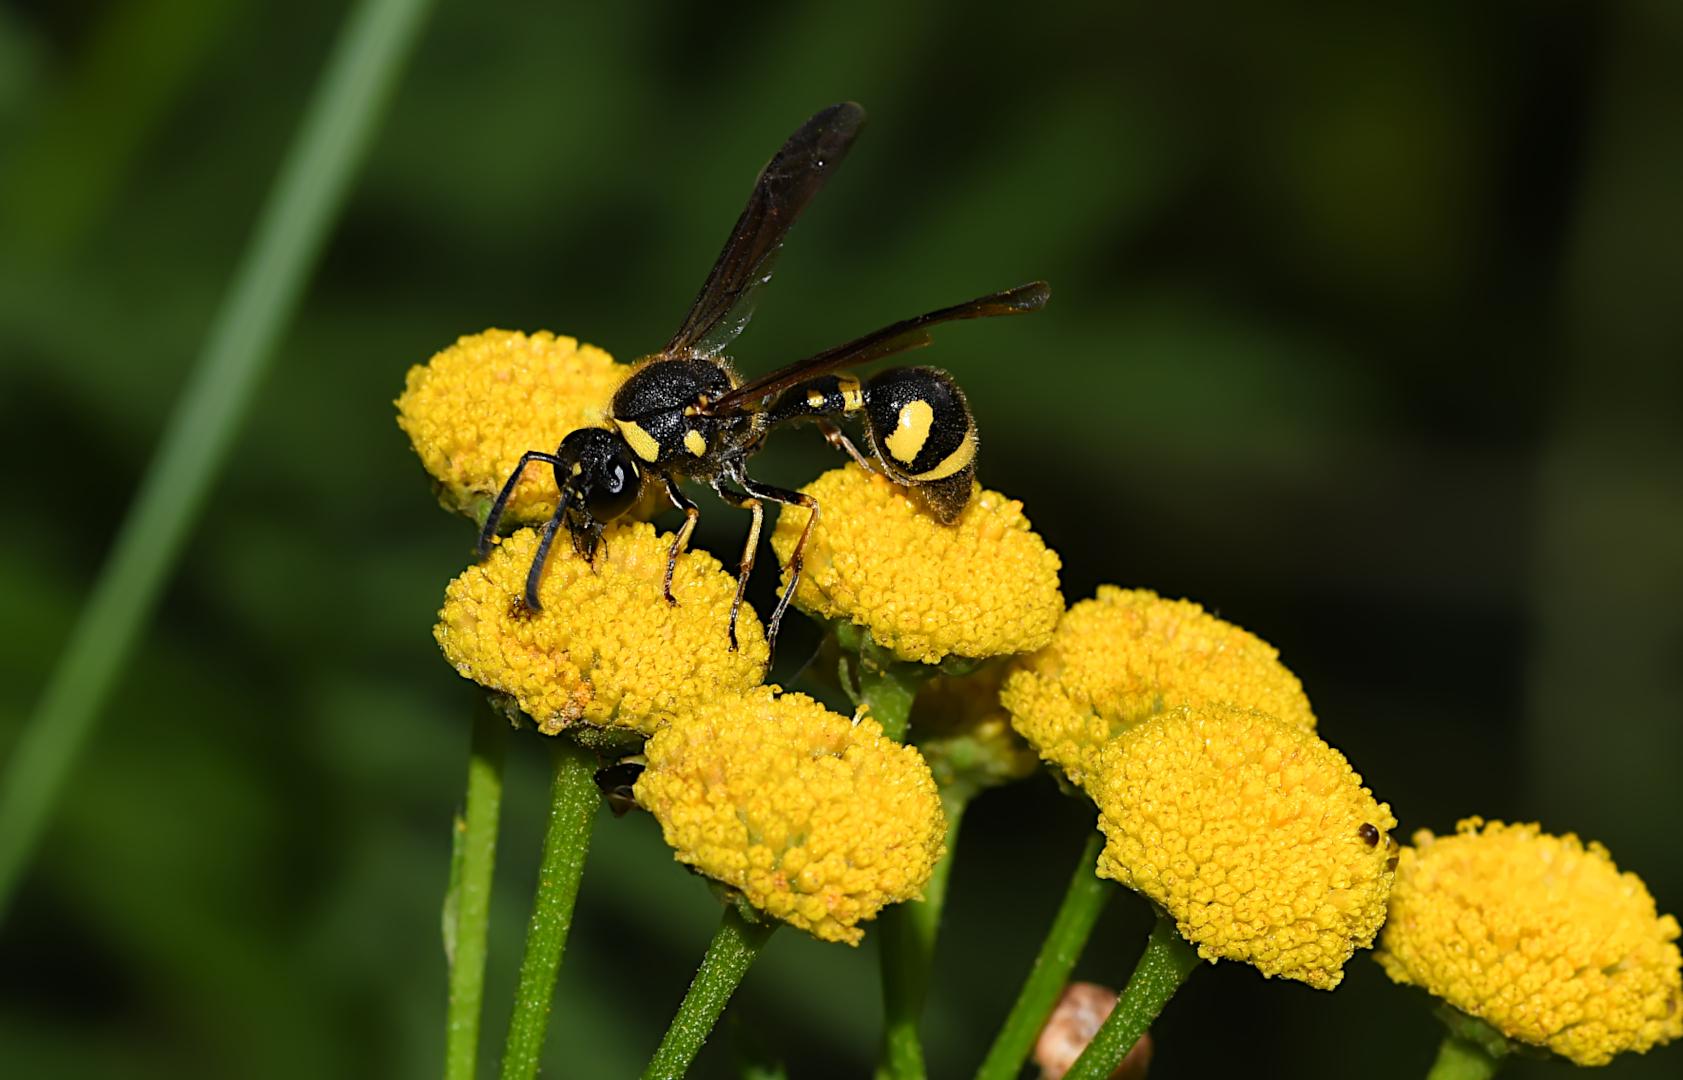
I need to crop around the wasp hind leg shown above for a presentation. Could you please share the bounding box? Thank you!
[737,476,819,666]
[817,419,875,473]
[711,479,765,655]
[662,477,700,606]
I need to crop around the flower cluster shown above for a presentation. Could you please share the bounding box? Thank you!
[1377,818,1683,1065]
[434,522,768,734]
[1003,587,1314,787]
[1089,704,1395,988]
[769,463,1063,664]
[634,688,946,944]
[1002,587,1395,989]
[396,329,626,522]
[399,320,1682,1072]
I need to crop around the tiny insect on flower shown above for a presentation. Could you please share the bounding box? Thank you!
[1088,704,1396,990]
[1376,818,1683,1066]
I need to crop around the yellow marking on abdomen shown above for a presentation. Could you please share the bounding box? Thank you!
[806,389,827,409]
[909,427,976,481]
[683,429,707,456]
[838,375,864,412]
[884,399,935,463]
[615,419,662,463]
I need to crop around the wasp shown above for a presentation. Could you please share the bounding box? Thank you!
[477,102,1048,654]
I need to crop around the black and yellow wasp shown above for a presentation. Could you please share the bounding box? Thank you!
[477,102,1048,652]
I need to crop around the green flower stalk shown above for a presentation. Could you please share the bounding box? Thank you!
[443,700,506,1080]
[770,462,1064,1079]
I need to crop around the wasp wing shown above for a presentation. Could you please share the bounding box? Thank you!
[664,102,867,361]
[703,280,1050,415]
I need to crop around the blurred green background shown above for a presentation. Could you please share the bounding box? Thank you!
[1,0,1680,1077]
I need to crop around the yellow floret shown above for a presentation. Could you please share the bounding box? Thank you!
[634,688,946,945]
[768,463,1063,665]
[434,522,767,734]
[1376,818,1683,1066]
[396,329,627,522]
[1089,704,1396,990]
[1001,586,1314,787]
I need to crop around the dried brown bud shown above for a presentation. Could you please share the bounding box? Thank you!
[1034,982,1153,1080]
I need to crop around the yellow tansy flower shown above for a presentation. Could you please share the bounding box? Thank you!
[434,522,767,734]
[396,329,627,522]
[1088,704,1396,990]
[768,463,1063,665]
[1376,818,1683,1066]
[1002,586,1313,787]
[634,687,946,945]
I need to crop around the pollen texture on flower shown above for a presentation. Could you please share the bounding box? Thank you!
[434,522,767,734]
[1002,586,1314,787]
[768,463,1063,665]
[1375,818,1683,1066]
[1089,704,1396,990]
[634,687,946,945]
[396,329,627,522]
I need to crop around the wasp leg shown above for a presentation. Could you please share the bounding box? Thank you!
[817,419,875,473]
[478,449,568,559]
[712,479,764,654]
[662,477,700,606]
[523,488,575,613]
[738,476,819,661]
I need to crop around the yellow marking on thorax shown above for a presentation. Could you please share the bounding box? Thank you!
[615,419,662,463]
[884,399,935,463]
[806,389,827,409]
[838,375,864,412]
[683,429,708,457]
[909,426,976,481]
[570,462,583,477]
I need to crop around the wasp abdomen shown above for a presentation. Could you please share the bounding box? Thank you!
[863,367,976,521]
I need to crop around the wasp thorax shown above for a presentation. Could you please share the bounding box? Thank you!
[610,359,745,470]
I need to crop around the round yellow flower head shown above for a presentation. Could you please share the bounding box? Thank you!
[634,687,946,945]
[1089,704,1396,990]
[434,522,767,734]
[1001,586,1314,787]
[1376,818,1683,1066]
[396,329,627,522]
[768,463,1063,665]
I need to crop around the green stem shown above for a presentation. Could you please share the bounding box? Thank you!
[1062,914,1200,1080]
[499,738,601,1080]
[0,0,437,920]
[444,704,507,1080]
[641,905,777,1080]
[876,794,966,1080]
[973,832,1116,1080]
[1425,1037,1506,1080]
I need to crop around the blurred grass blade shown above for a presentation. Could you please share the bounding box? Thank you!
[0,0,436,917]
